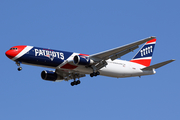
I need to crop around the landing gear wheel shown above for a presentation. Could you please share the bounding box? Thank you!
[96,71,100,75]
[90,73,94,77]
[71,80,81,86]
[18,67,22,71]
[74,81,77,85]
[77,80,81,84]
[71,82,74,86]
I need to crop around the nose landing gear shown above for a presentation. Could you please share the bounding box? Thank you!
[16,61,22,71]
[18,67,22,71]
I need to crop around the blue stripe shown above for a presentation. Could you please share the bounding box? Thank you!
[17,47,73,67]
[133,44,155,59]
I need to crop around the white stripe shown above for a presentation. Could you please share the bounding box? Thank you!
[132,57,152,60]
[146,42,156,45]
[57,53,79,69]
[12,46,34,61]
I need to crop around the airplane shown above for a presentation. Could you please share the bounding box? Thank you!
[5,36,175,86]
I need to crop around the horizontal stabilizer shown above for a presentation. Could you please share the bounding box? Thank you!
[141,59,175,70]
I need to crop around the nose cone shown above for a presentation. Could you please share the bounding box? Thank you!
[5,45,27,60]
[5,50,17,59]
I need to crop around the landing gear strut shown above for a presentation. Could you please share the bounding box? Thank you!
[16,61,22,71]
[89,65,100,77]
[70,74,81,86]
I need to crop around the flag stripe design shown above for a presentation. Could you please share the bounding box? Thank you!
[130,38,156,67]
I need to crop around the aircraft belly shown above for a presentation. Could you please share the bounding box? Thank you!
[99,62,143,78]
[73,65,92,74]
[69,61,147,78]
[21,62,57,69]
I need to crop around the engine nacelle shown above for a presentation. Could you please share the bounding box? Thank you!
[41,70,63,81]
[73,55,94,65]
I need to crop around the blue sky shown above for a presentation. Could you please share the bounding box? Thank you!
[0,0,179,120]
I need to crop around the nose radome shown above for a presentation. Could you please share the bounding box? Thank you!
[5,45,27,60]
[5,50,17,59]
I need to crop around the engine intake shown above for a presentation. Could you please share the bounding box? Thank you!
[73,55,94,65]
[41,70,62,81]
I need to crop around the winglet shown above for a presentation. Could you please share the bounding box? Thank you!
[141,59,175,70]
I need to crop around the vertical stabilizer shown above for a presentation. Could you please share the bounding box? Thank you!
[130,38,156,67]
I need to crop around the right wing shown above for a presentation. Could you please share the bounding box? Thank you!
[88,36,156,71]
[90,36,156,61]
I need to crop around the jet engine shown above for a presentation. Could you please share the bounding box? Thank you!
[73,55,94,65]
[41,70,63,81]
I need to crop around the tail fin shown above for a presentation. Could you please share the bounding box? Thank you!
[130,38,156,67]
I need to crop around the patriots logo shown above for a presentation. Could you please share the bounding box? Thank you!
[80,56,89,62]
[45,54,55,61]
[35,49,64,61]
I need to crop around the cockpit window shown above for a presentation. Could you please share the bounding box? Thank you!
[10,48,18,50]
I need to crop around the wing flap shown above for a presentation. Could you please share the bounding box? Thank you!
[141,59,175,70]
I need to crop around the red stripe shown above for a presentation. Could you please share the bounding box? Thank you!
[79,53,89,56]
[146,38,156,44]
[61,63,77,69]
[130,59,151,67]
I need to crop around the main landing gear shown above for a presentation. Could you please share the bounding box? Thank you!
[89,65,100,77]
[70,74,81,86]
[71,80,81,86]
[90,71,100,77]
[16,61,22,71]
